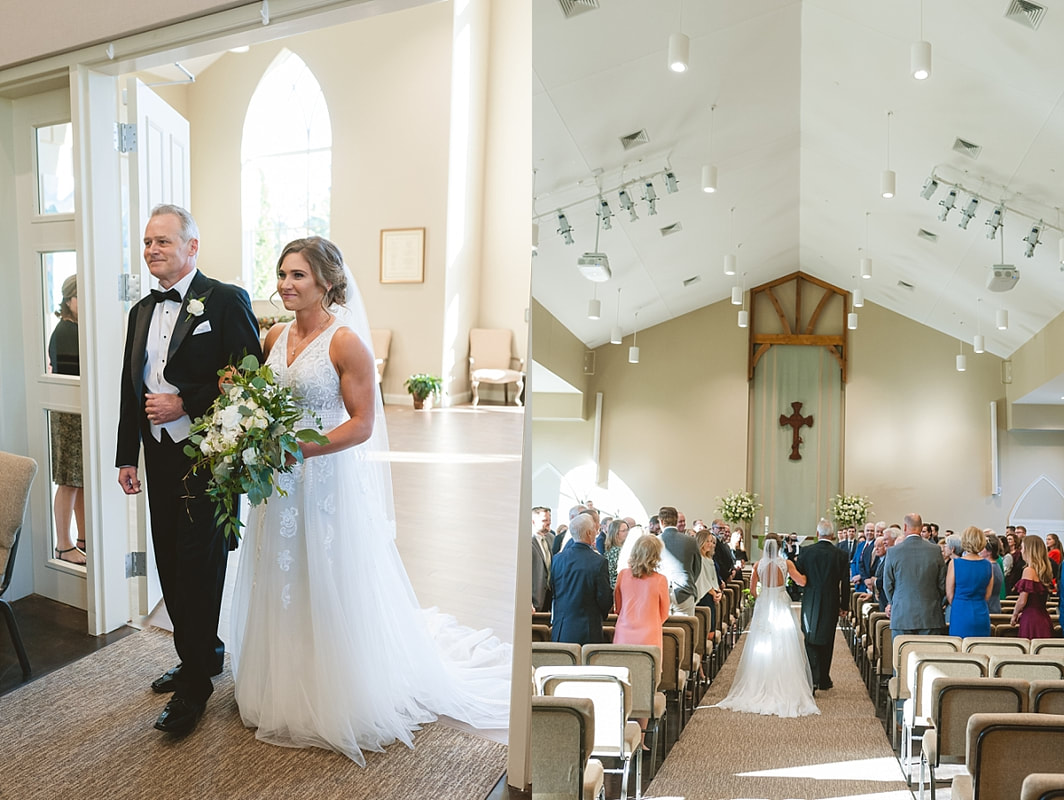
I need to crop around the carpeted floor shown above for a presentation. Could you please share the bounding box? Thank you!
[645,619,913,800]
[0,627,507,800]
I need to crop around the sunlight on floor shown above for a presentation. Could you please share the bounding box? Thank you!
[650,793,913,800]
[384,451,520,464]
[738,755,907,783]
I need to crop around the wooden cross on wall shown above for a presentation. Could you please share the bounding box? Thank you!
[779,401,814,461]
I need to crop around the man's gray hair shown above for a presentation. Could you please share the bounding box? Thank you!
[151,203,199,243]
[569,513,597,543]
[817,518,834,539]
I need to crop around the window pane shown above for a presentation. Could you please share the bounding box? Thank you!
[47,408,86,568]
[42,252,79,375]
[36,122,75,215]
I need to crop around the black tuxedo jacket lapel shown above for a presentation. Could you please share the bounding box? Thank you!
[168,272,215,362]
[130,298,155,401]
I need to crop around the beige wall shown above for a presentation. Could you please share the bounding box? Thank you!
[531,297,1064,532]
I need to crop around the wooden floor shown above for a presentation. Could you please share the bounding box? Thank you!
[1,402,527,800]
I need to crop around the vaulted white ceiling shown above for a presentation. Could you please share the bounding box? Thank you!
[531,0,1064,373]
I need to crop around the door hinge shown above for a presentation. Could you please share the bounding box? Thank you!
[125,551,147,578]
[115,122,137,153]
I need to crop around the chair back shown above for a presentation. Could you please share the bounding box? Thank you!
[583,643,660,719]
[658,627,683,692]
[963,636,1030,656]
[532,624,551,642]
[666,615,697,670]
[531,695,596,799]
[541,670,633,758]
[693,605,715,645]
[0,451,38,593]
[533,642,582,669]
[908,652,989,721]
[874,618,893,671]
[1021,772,1064,800]
[1032,639,1064,658]
[532,611,552,627]
[1030,680,1064,714]
[964,713,1064,799]
[891,634,962,701]
[929,677,1028,765]
[469,328,515,370]
[989,654,1064,681]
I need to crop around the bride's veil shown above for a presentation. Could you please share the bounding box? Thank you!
[759,537,786,589]
[331,264,397,537]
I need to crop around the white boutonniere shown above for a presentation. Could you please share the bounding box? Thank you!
[186,297,206,322]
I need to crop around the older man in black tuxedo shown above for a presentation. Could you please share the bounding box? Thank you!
[796,519,851,691]
[117,204,261,736]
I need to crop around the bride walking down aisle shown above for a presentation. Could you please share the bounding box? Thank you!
[230,237,511,765]
[713,536,819,718]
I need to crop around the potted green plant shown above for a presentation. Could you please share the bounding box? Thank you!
[404,373,442,409]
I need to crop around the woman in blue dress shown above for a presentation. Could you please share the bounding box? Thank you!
[946,526,994,637]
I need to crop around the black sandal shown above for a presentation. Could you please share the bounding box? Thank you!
[76,538,86,550]
[55,547,85,564]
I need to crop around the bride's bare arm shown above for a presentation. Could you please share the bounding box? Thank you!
[750,562,760,598]
[787,559,807,586]
[300,327,376,458]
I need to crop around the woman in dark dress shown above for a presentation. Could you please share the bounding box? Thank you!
[1010,534,1054,639]
[946,526,993,637]
[48,275,85,564]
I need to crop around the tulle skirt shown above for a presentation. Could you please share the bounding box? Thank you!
[714,586,819,718]
[229,449,511,764]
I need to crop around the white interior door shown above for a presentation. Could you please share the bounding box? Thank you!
[125,76,191,617]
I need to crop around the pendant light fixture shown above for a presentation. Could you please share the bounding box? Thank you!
[860,211,873,279]
[956,337,967,372]
[628,312,640,364]
[996,308,1009,331]
[853,287,864,308]
[737,275,749,328]
[974,298,985,353]
[667,1,689,73]
[610,287,623,345]
[848,304,858,331]
[724,206,737,275]
[911,0,931,80]
[587,283,601,320]
[881,111,895,198]
[531,167,539,254]
[731,285,742,306]
[1058,209,1064,265]
[702,105,718,193]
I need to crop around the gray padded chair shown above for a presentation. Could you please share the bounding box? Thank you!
[0,451,39,681]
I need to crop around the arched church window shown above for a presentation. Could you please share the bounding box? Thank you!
[241,49,332,300]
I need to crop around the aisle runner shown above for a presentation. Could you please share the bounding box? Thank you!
[646,623,911,800]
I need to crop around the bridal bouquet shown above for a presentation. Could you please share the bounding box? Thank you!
[829,493,873,530]
[183,354,329,540]
[716,490,760,524]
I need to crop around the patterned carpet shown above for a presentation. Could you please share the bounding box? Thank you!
[0,627,507,800]
[645,619,913,800]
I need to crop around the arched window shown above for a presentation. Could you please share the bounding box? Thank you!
[241,49,332,300]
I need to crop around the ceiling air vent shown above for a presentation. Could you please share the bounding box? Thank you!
[660,222,683,237]
[1005,0,1046,30]
[897,280,915,291]
[682,275,701,287]
[917,228,939,243]
[619,129,650,151]
[952,138,982,159]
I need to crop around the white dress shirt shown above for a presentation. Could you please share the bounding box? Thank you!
[145,269,198,442]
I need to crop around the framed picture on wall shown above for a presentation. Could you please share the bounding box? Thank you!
[379,227,425,284]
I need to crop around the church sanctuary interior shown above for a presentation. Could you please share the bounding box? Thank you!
[531,1,1064,799]
[0,0,532,797]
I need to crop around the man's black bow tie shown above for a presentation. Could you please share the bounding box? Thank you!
[150,288,182,304]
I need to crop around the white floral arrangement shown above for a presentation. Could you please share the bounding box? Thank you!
[829,493,873,530]
[183,354,328,540]
[716,490,760,524]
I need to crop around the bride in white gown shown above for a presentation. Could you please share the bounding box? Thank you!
[713,537,819,718]
[229,237,511,764]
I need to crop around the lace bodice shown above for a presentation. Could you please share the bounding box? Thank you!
[269,320,348,430]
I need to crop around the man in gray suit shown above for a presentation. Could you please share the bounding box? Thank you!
[532,506,555,612]
[658,505,701,615]
[883,512,947,634]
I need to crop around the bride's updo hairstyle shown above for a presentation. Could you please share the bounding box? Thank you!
[276,236,348,307]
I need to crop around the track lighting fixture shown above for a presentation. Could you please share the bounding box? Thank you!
[557,211,574,245]
[643,181,658,216]
[598,198,613,231]
[958,196,980,230]
[618,188,638,222]
[664,171,679,194]
[937,188,958,222]
[1024,222,1043,258]
[985,205,1004,240]
[920,176,939,200]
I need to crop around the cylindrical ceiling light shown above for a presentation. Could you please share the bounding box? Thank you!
[629,316,640,363]
[853,287,864,308]
[610,287,623,344]
[701,164,717,193]
[724,253,736,276]
[973,334,985,354]
[911,41,931,80]
[881,111,895,198]
[738,309,749,328]
[848,312,858,330]
[587,298,601,320]
[668,32,690,73]
[956,353,967,372]
[996,309,1009,330]
[860,257,872,280]
[731,286,742,305]
[1059,235,1064,265]
[531,222,539,253]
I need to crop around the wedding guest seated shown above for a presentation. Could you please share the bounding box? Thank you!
[694,528,722,633]
[550,514,612,645]
[1011,534,1054,638]
[711,519,738,582]
[730,528,749,568]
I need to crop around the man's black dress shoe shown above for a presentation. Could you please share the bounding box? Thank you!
[151,666,182,694]
[154,697,205,735]
[820,680,834,690]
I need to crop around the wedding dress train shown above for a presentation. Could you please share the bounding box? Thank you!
[229,319,511,764]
